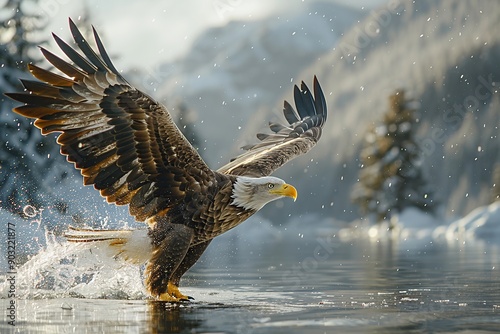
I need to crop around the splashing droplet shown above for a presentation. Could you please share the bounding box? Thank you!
[23,205,38,218]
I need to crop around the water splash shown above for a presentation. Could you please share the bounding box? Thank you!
[0,229,147,300]
[21,205,44,230]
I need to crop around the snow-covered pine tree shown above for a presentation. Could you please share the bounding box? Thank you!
[0,0,44,69]
[0,0,73,216]
[351,90,436,224]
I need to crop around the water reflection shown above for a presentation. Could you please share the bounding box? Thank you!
[2,226,499,333]
[140,234,500,333]
[148,302,203,334]
[147,299,257,334]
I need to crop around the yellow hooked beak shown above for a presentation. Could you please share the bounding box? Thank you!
[270,183,298,201]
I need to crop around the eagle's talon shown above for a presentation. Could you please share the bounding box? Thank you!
[157,292,181,303]
[167,282,191,301]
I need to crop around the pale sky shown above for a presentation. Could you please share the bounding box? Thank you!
[40,0,385,70]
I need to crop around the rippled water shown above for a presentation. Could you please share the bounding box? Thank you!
[1,221,499,333]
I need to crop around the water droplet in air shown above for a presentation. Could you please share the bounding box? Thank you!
[23,205,38,218]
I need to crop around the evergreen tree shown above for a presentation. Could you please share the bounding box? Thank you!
[0,0,45,71]
[0,0,72,215]
[352,90,436,223]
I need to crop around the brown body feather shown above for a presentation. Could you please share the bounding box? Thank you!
[6,18,327,300]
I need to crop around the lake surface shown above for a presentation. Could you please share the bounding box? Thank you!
[1,221,500,333]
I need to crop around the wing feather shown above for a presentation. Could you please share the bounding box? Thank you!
[6,18,215,222]
[52,32,98,74]
[218,76,327,177]
[68,19,109,73]
[92,25,122,77]
[283,100,300,124]
[40,47,87,81]
[28,63,76,87]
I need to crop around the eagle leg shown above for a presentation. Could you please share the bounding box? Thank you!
[164,239,213,301]
[170,239,213,285]
[146,223,194,302]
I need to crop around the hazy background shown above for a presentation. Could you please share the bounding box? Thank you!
[1,0,499,236]
[41,0,385,67]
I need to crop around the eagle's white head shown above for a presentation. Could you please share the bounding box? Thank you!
[231,176,298,211]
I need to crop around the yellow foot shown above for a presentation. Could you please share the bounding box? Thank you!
[157,292,181,302]
[167,282,192,301]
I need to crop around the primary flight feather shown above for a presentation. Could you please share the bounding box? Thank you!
[6,18,328,301]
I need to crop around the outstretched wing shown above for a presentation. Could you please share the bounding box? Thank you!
[218,76,327,177]
[6,19,215,222]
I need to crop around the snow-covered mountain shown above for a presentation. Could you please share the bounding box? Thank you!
[151,2,363,166]
[242,0,500,221]
[150,0,499,222]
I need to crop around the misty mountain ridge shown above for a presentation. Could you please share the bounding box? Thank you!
[149,2,364,166]
[146,0,498,221]
[217,0,500,221]
[299,0,500,220]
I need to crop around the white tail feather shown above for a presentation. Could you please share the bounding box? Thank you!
[65,227,152,264]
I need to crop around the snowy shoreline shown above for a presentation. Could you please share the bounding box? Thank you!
[338,202,500,246]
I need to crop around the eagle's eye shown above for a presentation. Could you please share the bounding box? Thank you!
[267,183,275,189]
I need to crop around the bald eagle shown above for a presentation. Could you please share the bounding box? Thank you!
[6,19,327,302]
